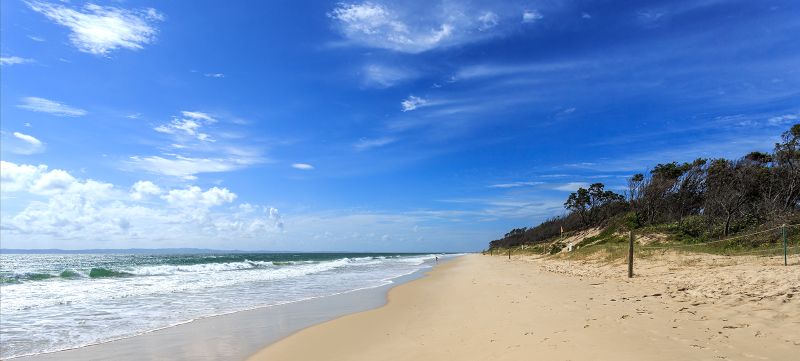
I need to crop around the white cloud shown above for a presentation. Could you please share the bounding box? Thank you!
[401,95,428,112]
[767,113,799,126]
[522,10,543,23]
[554,182,589,192]
[30,169,79,195]
[162,186,237,208]
[181,111,216,122]
[132,110,265,179]
[637,10,665,25]
[362,64,417,88]
[354,137,397,150]
[18,97,87,116]
[128,155,258,179]
[581,12,592,19]
[204,73,225,78]
[0,56,34,65]
[130,180,161,201]
[27,1,164,56]
[559,107,576,115]
[154,111,216,142]
[14,132,43,147]
[488,181,543,188]
[0,161,48,192]
[1,160,491,250]
[478,11,499,30]
[1,161,282,248]
[28,35,45,42]
[329,2,504,53]
[292,163,315,170]
[455,60,584,80]
[6,132,45,155]
[0,161,113,198]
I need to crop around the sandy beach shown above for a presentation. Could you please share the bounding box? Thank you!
[249,254,799,361]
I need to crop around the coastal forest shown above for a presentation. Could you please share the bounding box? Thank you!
[489,124,800,250]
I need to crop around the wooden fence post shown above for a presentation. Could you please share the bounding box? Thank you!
[628,230,634,278]
[783,224,788,266]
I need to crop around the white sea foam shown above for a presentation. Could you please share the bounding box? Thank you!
[0,253,448,359]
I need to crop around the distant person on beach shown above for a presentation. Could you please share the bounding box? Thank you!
[435,256,439,263]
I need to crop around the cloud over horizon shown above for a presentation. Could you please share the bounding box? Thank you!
[0,160,283,247]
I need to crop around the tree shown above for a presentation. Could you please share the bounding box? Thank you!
[490,124,799,250]
[565,188,591,225]
[772,125,800,214]
[705,159,759,236]
[565,183,624,226]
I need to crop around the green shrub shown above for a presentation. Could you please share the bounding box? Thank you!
[679,215,706,238]
[623,211,641,229]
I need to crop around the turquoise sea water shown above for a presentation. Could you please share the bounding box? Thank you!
[0,252,443,358]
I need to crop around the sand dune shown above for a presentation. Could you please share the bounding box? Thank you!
[248,254,799,361]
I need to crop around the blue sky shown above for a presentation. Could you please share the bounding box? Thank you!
[1,0,798,251]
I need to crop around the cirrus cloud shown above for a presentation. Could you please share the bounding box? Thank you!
[0,56,34,66]
[3,132,46,155]
[18,97,87,117]
[401,95,428,112]
[329,1,507,53]
[291,163,315,170]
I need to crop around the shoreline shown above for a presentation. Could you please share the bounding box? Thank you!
[248,253,798,361]
[13,258,445,361]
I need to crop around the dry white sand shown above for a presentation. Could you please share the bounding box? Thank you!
[248,253,799,361]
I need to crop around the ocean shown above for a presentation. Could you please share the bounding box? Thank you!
[0,252,444,359]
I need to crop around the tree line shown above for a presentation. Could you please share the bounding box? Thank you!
[490,124,800,249]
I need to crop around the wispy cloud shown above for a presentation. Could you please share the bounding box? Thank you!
[455,60,586,80]
[13,132,43,148]
[291,163,315,170]
[767,113,799,126]
[354,137,397,151]
[154,111,216,142]
[401,95,428,112]
[26,1,164,56]
[362,64,417,88]
[131,111,266,179]
[128,155,259,180]
[0,56,34,66]
[2,132,45,155]
[553,182,589,192]
[28,35,45,42]
[328,1,513,53]
[559,107,576,115]
[181,111,216,122]
[478,11,499,30]
[487,181,543,189]
[204,73,225,78]
[522,10,543,23]
[18,97,87,116]
[432,196,565,222]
